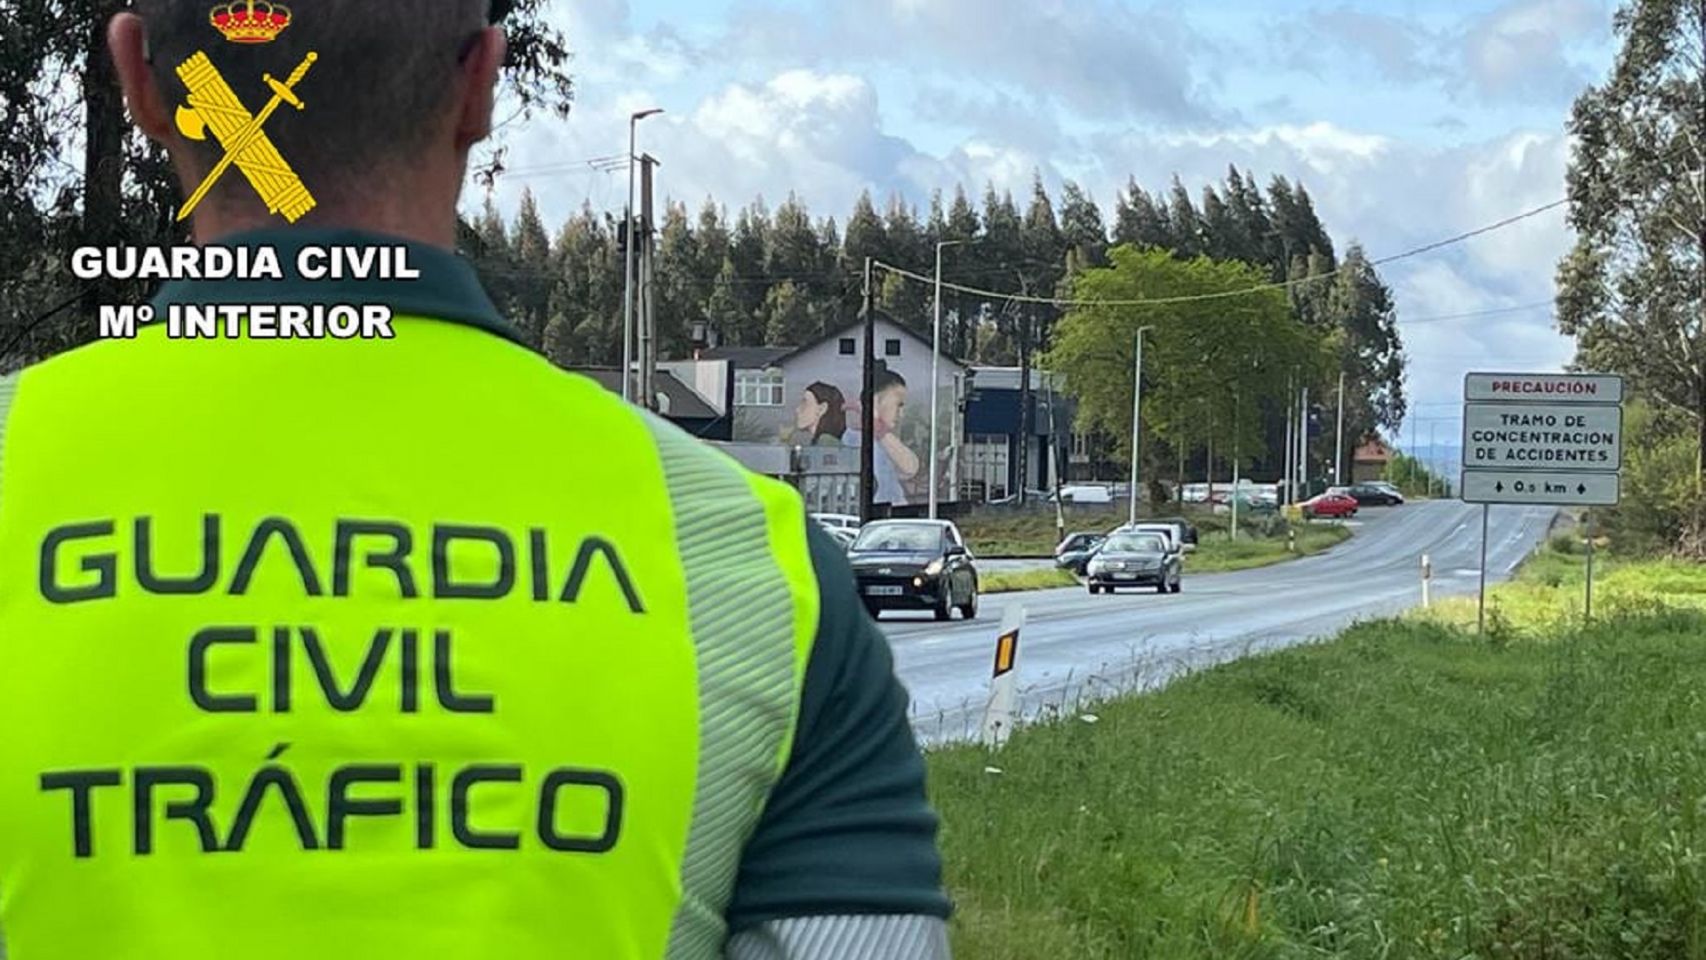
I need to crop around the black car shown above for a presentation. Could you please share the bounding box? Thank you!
[1346,483,1404,507]
[848,520,979,621]
[1086,531,1182,595]
[1054,531,1106,575]
[1147,515,1200,550]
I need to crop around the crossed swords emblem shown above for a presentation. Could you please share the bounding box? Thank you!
[173,50,319,223]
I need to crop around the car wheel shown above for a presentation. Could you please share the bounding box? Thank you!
[1171,577,1182,594]
[960,588,979,620]
[934,587,953,622]
[1155,581,1168,595]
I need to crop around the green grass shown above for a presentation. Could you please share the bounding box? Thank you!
[982,568,1081,593]
[959,506,1131,556]
[927,551,1706,958]
[962,510,1353,595]
[1416,534,1706,632]
[1188,523,1352,573]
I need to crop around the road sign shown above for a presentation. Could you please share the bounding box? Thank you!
[1460,470,1620,506]
[1464,372,1623,405]
[1462,402,1623,472]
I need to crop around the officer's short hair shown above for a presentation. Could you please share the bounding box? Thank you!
[133,0,490,210]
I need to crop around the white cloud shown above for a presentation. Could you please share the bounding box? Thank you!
[718,0,1227,126]
[470,0,1599,430]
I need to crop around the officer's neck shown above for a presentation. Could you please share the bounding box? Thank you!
[192,200,459,251]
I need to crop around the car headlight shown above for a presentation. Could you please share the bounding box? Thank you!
[923,558,945,576]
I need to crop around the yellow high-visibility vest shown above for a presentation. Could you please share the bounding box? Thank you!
[0,317,818,958]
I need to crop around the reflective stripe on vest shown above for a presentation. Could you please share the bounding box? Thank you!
[0,321,817,959]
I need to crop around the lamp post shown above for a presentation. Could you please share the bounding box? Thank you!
[1128,326,1153,527]
[621,107,663,403]
[929,238,976,519]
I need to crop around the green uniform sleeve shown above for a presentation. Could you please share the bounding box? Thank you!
[724,522,952,932]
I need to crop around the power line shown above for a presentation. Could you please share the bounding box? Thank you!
[1398,300,1556,326]
[873,198,1569,309]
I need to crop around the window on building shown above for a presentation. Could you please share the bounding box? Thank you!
[735,369,786,407]
[885,338,902,357]
[839,338,856,356]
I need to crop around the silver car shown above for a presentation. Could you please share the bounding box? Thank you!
[1087,532,1182,595]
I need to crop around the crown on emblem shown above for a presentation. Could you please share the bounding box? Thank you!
[210,1,292,44]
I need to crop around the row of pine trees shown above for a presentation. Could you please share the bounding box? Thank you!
[462,167,1391,381]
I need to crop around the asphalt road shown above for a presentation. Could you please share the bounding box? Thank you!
[883,500,1559,743]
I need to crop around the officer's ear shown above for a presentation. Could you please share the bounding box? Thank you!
[108,13,175,145]
[454,26,507,150]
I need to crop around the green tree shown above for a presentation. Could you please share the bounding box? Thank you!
[1044,247,1327,478]
[1058,180,1108,269]
[762,280,816,346]
[1113,178,1172,250]
[1557,0,1706,508]
[509,189,552,350]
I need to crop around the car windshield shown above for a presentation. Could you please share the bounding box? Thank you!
[1104,534,1166,554]
[851,523,943,553]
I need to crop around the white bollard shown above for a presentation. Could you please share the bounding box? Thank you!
[1421,553,1432,608]
[980,604,1027,749]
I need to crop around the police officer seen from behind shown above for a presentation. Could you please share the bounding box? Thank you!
[0,2,951,957]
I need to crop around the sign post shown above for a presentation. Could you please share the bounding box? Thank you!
[980,604,1026,749]
[1461,372,1624,628]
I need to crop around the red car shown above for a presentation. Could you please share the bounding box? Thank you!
[1301,492,1358,519]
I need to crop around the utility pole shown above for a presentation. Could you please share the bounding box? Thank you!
[1231,390,1241,541]
[1410,412,1419,494]
[1128,328,1149,526]
[1016,310,1033,505]
[1299,386,1310,499]
[638,154,659,410]
[930,239,974,518]
[860,258,876,521]
[1427,422,1437,498]
[1283,372,1295,504]
[621,107,663,403]
[1334,371,1346,487]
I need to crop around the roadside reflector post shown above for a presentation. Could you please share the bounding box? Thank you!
[1288,527,1296,553]
[1421,553,1432,608]
[980,604,1026,750]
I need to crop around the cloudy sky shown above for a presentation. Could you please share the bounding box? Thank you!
[468,0,1620,446]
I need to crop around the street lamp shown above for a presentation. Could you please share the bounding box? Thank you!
[1129,326,1153,527]
[621,107,664,404]
[929,238,977,519]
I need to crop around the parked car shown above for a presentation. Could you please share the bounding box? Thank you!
[1367,481,1407,502]
[1110,520,1195,554]
[1346,483,1404,507]
[1147,515,1200,552]
[847,519,979,621]
[1050,484,1115,505]
[1054,531,1107,575]
[810,512,863,532]
[1301,491,1359,519]
[822,526,858,550]
[1087,532,1182,595]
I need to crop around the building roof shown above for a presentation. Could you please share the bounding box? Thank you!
[968,367,1063,391]
[696,346,793,370]
[575,368,722,420]
[1354,437,1394,463]
[700,313,967,371]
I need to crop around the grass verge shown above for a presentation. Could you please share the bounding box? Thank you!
[1188,523,1351,573]
[980,568,1081,593]
[927,549,1706,958]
